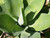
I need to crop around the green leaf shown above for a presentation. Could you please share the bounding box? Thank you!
[24,0,45,21]
[48,9,50,14]
[0,0,18,21]
[11,0,24,25]
[29,32,41,38]
[25,0,45,16]
[21,31,30,38]
[0,14,24,36]
[31,13,50,31]
[1,0,23,22]
[11,0,23,17]
[1,0,11,14]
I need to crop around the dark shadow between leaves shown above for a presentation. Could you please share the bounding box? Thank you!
[40,28,50,38]
[40,6,49,14]
[23,0,28,9]
[40,1,49,14]
[0,6,2,12]
[26,12,35,24]
[27,12,41,25]
[41,32,46,38]
[26,27,36,37]
[27,5,49,25]
[0,30,3,36]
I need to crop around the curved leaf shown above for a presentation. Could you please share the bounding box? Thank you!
[25,0,45,16]
[1,0,23,22]
[31,13,50,31]
[1,0,11,14]
[21,31,30,38]
[0,14,24,36]
[29,32,41,38]
[24,0,45,22]
[10,0,24,25]
[0,0,17,22]
[10,0,23,17]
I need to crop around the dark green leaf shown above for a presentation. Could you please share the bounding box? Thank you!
[0,14,24,36]
[1,0,23,22]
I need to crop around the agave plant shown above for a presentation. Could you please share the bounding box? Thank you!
[0,0,50,38]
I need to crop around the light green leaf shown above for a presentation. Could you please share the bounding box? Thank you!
[0,0,17,21]
[29,32,41,38]
[31,13,50,31]
[0,14,24,36]
[25,0,45,21]
[21,31,30,38]
[11,0,24,25]
[48,9,50,14]
[1,0,11,14]
[11,0,23,17]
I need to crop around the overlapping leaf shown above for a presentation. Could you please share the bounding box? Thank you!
[29,32,41,38]
[21,31,30,38]
[1,0,11,14]
[31,13,50,31]
[0,14,24,36]
[11,0,23,17]
[24,0,45,22]
[0,0,23,22]
[0,0,50,38]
